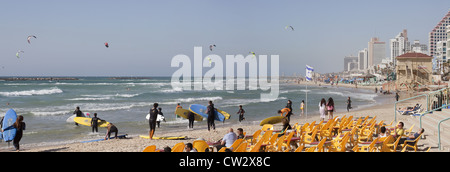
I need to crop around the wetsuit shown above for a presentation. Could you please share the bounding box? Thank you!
[237,108,245,122]
[188,111,195,129]
[106,124,118,139]
[73,109,83,126]
[13,122,26,151]
[91,116,99,133]
[207,104,216,131]
[149,108,158,132]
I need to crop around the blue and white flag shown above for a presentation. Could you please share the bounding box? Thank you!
[306,65,314,81]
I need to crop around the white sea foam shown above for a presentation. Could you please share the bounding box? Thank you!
[0,87,63,97]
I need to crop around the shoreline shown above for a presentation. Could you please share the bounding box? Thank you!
[11,84,402,152]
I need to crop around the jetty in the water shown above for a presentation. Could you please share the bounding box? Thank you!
[0,77,79,81]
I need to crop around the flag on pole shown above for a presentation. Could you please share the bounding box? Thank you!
[306,65,314,81]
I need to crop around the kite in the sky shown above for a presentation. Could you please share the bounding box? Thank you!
[104,42,109,48]
[206,57,212,64]
[285,26,294,31]
[209,44,216,51]
[16,50,24,58]
[249,51,256,58]
[27,35,37,44]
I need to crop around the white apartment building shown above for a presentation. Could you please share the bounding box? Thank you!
[358,48,368,70]
[429,9,450,57]
[390,29,410,67]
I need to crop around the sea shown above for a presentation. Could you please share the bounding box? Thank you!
[0,77,379,148]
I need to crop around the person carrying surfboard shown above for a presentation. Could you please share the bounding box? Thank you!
[73,106,83,126]
[156,107,166,128]
[13,115,25,151]
[148,103,159,140]
[206,101,216,132]
[278,108,291,121]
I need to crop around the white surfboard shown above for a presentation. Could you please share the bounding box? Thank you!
[66,112,90,123]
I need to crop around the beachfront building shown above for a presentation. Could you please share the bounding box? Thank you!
[396,52,433,85]
[447,26,450,66]
[368,37,386,67]
[429,9,450,58]
[390,29,410,67]
[344,55,358,71]
[436,41,447,74]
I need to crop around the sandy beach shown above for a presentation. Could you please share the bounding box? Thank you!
[7,81,428,152]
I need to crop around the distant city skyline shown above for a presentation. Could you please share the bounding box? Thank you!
[0,0,449,76]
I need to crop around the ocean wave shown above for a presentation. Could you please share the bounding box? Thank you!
[66,93,140,101]
[0,87,63,97]
[316,90,376,101]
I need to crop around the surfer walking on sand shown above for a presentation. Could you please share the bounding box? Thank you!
[206,101,216,132]
[149,103,159,140]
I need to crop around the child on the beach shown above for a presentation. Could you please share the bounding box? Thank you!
[300,100,305,116]
[237,105,245,122]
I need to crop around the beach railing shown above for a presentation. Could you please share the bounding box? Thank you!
[394,88,448,122]
[394,93,429,122]
[438,117,450,150]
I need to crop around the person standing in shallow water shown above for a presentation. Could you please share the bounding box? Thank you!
[347,97,352,112]
[13,115,26,152]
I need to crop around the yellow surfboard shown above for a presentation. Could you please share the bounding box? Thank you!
[259,116,286,126]
[175,108,203,121]
[74,117,110,128]
[139,135,187,140]
[216,109,231,120]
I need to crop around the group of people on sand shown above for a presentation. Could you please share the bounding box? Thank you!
[148,101,247,140]
[277,97,353,123]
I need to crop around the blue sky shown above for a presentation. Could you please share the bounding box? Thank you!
[0,0,449,76]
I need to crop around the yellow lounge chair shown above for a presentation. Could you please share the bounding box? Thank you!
[143,145,157,152]
[400,133,423,152]
[171,142,185,152]
[193,140,210,152]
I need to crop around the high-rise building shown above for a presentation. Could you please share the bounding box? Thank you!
[447,26,450,63]
[390,29,410,66]
[358,48,368,70]
[429,9,450,57]
[411,40,428,55]
[368,37,386,67]
[344,55,358,71]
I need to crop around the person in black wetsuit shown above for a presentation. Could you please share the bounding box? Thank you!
[13,115,26,152]
[73,106,83,126]
[206,101,216,132]
[148,103,159,140]
[188,111,195,129]
[91,113,101,133]
[237,105,245,122]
